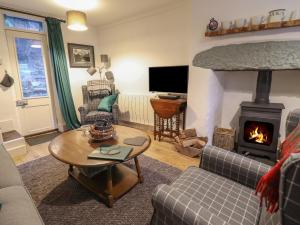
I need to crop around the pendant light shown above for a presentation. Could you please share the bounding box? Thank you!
[67,10,88,31]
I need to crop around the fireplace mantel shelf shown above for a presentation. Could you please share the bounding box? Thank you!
[205,19,300,37]
[193,41,300,71]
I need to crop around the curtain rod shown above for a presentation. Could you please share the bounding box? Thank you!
[0,5,66,23]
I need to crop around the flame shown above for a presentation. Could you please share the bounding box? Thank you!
[249,127,268,144]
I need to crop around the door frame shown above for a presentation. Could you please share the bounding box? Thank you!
[6,29,58,135]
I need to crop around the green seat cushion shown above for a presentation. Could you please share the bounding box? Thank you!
[97,94,118,112]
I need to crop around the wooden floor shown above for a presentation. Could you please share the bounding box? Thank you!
[12,130,199,171]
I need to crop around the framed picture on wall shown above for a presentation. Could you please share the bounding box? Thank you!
[67,43,95,68]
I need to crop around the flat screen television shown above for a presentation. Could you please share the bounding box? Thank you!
[149,65,189,93]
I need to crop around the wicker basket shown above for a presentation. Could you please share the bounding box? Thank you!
[89,125,115,140]
[212,127,235,151]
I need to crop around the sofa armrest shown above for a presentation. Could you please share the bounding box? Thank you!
[78,104,89,125]
[151,184,229,225]
[78,104,89,115]
[112,103,119,124]
[201,145,271,189]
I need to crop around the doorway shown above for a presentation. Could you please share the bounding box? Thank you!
[6,30,57,136]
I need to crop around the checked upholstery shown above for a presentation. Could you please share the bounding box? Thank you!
[78,80,119,125]
[151,145,300,225]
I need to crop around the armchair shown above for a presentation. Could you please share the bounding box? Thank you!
[78,80,119,125]
[151,145,300,225]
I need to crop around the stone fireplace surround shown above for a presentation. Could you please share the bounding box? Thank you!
[192,41,300,160]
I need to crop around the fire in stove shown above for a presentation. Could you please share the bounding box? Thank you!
[249,127,268,144]
[243,121,274,146]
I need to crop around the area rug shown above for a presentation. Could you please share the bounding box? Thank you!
[18,155,181,225]
[25,131,61,146]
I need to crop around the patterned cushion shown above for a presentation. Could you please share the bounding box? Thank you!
[85,111,113,122]
[171,167,261,225]
[280,153,300,225]
[151,184,229,225]
[201,145,271,189]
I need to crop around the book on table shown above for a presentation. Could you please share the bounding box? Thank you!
[88,145,133,161]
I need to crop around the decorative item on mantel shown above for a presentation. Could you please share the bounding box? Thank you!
[207,18,219,31]
[174,129,208,158]
[212,127,235,151]
[205,8,300,37]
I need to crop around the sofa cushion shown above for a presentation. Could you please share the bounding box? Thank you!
[0,186,44,225]
[0,144,23,188]
[85,111,113,122]
[171,167,261,225]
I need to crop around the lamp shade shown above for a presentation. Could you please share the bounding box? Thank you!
[100,54,109,63]
[67,10,88,31]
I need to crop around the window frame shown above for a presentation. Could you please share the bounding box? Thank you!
[3,12,46,34]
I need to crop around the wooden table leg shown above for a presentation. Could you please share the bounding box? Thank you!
[134,157,144,183]
[69,165,74,173]
[106,166,114,208]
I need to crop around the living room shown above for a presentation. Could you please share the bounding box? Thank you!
[0,0,300,224]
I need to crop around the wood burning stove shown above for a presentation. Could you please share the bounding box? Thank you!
[237,71,284,161]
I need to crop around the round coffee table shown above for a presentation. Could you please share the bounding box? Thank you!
[49,125,151,207]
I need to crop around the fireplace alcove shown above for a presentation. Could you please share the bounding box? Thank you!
[193,41,300,161]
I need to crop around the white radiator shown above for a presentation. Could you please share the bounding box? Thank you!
[118,94,155,125]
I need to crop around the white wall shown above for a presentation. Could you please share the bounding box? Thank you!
[96,0,300,141]
[189,0,300,140]
[97,1,191,94]
[0,10,21,132]
[61,24,100,119]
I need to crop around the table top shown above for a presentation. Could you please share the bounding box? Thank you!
[49,125,151,167]
[150,98,187,118]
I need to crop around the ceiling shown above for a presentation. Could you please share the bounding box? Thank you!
[0,0,183,27]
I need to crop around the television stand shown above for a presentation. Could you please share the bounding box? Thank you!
[158,94,180,100]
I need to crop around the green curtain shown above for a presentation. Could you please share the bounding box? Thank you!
[46,17,80,129]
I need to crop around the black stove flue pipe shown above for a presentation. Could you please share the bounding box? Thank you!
[255,70,272,104]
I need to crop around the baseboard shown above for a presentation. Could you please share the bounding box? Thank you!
[57,123,68,132]
[119,120,153,132]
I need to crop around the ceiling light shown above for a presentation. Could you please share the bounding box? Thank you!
[30,44,42,48]
[55,0,98,11]
[67,10,88,31]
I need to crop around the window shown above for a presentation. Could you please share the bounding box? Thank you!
[15,37,48,98]
[4,15,43,32]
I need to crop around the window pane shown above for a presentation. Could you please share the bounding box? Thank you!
[4,15,43,32]
[15,38,48,98]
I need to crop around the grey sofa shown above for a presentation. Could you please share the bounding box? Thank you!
[0,144,44,225]
[78,80,119,125]
[151,145,300,225]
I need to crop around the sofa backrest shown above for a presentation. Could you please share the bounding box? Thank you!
[280,153,300,225]
[82,80,116,111]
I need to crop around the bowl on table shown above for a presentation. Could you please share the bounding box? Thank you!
[89,120,115,141]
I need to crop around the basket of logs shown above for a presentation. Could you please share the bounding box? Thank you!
[174,129,208,158]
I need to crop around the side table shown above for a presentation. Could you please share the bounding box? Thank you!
[150,98,187,141]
